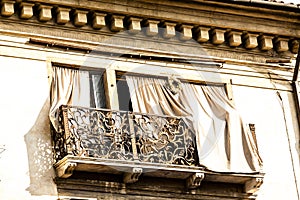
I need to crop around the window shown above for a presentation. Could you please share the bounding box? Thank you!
[49,64,262,174]
[118,74,262,173]
[89,71,106,109]
[116,77,132,111]
[49,66,106,131]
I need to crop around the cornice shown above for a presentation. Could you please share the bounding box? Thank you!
[28,0,300,24]
[205,0,300,10]
[0,0,299,58]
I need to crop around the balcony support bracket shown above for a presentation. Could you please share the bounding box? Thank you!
[56,161,77,178]
[244,177,263,194]
[123,167,143,183]
[186,172,205,189]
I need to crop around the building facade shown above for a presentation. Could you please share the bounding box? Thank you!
[0,0,299,199]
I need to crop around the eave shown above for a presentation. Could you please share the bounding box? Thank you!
[26,0,300,37]
[0,0,299,63]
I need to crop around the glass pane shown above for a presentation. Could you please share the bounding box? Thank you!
[116,79,132,111]
[91,74,106,108]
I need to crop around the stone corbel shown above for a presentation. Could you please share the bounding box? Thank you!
[162,22,176,39]
[259,35,273,50]
[123,167,143,184]
[211,29,226,45]
[110,15,124,31]
[243,33,258,49]
[143,19,160,36]
[20,2,34,19]
[56,7,71,24]
[186,172,205,189]
[274,37,289,52]
[194,26,210,43]
[127,17,142,34]
[56,161,77,178]
[177,24,193,41]
[244,177,263,194]
[38,5,52,22]
[74,10,88,27]
[227,30,242,47]
[92,13,106,29]
[1,1,15,17]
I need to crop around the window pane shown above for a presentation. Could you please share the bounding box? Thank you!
[116,79,132,111]
[91,73,106,108]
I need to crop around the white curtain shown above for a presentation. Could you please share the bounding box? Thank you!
[49,66,90,131]
[126,75,262,173]
[126,76,190,116]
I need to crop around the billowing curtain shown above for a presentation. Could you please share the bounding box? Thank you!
[126,75,262,173]
[49,66,91,131]
[180,83,262,172]
[126,76,189,116]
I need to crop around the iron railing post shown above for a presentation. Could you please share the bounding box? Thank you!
[128,112,139,161]
[61,105,72,155]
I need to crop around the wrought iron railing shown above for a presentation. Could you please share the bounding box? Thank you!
[52,105,198,166]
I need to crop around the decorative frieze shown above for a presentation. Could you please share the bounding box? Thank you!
[211,29,226,45]
[227,31,242,47]
[143,19,159,36]
[0,1,297,54]
[162,22,176,39]
[177,24,193,41]
[92,13,106,29]
[20,2,34,19]
[56,7,71,24]
[259,35,273,50]
[38,5,52,22]
[127,17,142,34]
[110,15,124,31]
[1,1,14,17]
[243,33,258,49]
[194,26,210,43]
[74,10,88,27]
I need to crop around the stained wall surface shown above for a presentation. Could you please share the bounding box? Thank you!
[0,35,299,199]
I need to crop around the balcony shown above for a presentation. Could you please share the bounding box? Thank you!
[52,105,263,192]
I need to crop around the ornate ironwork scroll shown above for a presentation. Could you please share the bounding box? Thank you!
[52,105,198,166]
[133,114,197,165]
[53,105,133,162]
[52,109,68,161]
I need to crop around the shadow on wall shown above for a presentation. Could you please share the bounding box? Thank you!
[24,98,58,196]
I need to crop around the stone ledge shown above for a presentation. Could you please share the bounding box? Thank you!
[54,155,264,194]
[55,174,259,199]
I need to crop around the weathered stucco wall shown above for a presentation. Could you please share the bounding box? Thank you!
[0,39,299,199]
[233,85,300,199]
[0,56,57,200]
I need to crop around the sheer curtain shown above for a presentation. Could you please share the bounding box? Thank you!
[126,76,189,116]
[49,66,91,131]
[180,83,262,172]
[126,75,262,173]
